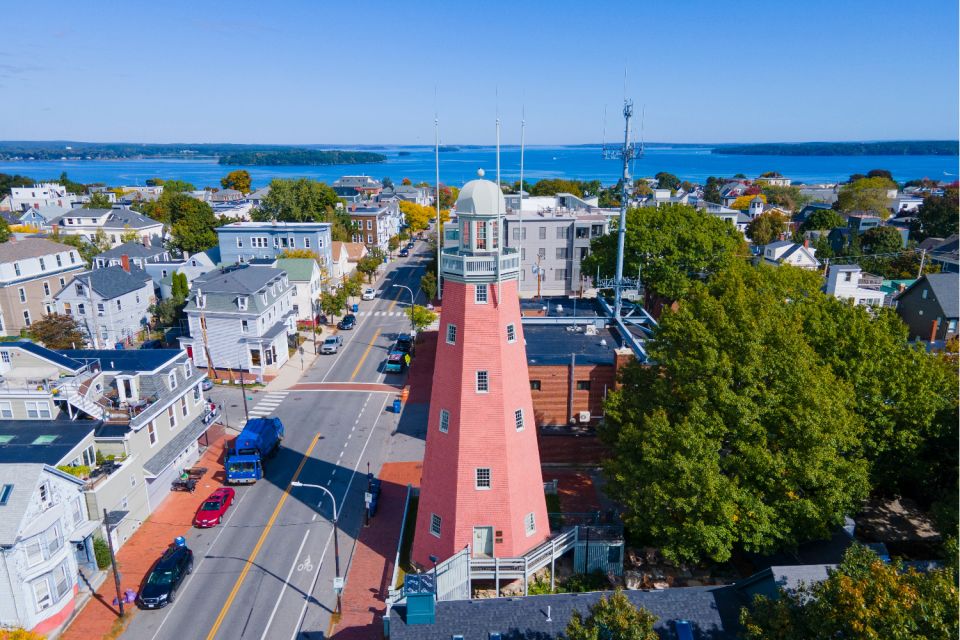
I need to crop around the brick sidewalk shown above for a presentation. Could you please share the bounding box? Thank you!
[332,461,422,640]
[60,426,229,640]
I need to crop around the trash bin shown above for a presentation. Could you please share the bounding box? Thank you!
[352,303,359,313]
[393,399,402,413]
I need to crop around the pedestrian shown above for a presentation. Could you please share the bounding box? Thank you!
[404,353,411,367]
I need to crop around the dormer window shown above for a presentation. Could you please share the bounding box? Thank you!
[260,292,267,305]
[238,296,248,310]
[14,262,21,276]
[196,293,205,309]
[184,361,192,379]
[168,371,178,390]
[75,283,85,296]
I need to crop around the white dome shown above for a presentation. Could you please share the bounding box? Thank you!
[455,178,506,216]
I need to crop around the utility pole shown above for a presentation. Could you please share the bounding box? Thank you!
[103,508,124,617]
[917,248,927,278]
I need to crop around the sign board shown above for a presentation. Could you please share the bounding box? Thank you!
[364,492,373,505]
[333,576,345,591]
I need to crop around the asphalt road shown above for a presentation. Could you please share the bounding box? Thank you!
[122,241,433,640]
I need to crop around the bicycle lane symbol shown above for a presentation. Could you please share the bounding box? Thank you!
[297,555,314,572]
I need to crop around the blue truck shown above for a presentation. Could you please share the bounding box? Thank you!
[225,417,285,484]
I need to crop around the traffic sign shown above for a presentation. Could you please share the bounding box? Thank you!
[364,492,373,505]
[333,576,345,591]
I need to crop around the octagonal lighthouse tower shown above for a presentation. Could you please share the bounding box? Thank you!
[413,170,550,568]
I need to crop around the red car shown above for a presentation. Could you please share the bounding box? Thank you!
[193,487,235,528]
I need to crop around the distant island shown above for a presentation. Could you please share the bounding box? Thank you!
[437,145,460,152]
[714,140,957,156]
[218,150,386,166]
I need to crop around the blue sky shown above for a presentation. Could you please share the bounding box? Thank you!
[2,0,957,145]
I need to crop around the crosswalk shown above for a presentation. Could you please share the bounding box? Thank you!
[355,311,406,317]
[247,391,289,418]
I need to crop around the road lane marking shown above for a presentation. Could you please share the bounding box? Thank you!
[204,432,322,640]
[258,530,311,640]
[146,488,252,640]
[349,328,381,381]
[291,392,390,639]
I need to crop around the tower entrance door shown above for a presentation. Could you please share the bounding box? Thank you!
[472,526,494,558]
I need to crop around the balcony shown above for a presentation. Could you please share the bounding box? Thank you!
[441,247,520,281]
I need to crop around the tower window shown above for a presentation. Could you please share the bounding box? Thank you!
[475,284,488,304]
[576,380,591,391]
[525,512,536,536]
[430,513,442,537]
[530,380,541,391]
[439,409,450,433]
[475,468,491,489]
[515,409,524,431]
[446,324,457,345]
[506,324,516,343]
[476,371,489,393]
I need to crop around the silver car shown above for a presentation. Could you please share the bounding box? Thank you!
[320,335,343,354]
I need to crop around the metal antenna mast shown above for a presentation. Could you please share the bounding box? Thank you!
[598,99,641,319]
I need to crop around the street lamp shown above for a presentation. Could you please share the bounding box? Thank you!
[290,481,341,613]
[235,344,250,423]
[392,284,416,333]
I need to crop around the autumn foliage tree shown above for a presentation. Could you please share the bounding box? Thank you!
[730,193,767,211]
[220,169,252,193]
[746,211,789,245]
[741,544,958,639]
[837,176,896,217]
[30,313,86,349]
[398,200,432,232]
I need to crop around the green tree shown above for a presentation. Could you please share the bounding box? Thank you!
[280,248,322,262]
[703,176,723,203]
[654,171,680,191]
[746,211,789,245]
[57,172,86,194]
[356,249,384,283]
[342,272,363,298]
[741,544,958,640]
[837,177,896,217]
[149,298,185,329]
[220,169,252,193]
[406,305,437,333]
[529,179,584,197]
[388,235,400,253]
[162,179,195,193]
[859,225,904,255]
[801,208,846,232]
[91,229,112,254]
[120,225,140,243]
[162,194,219,254]
[319,288,347,322]
[0,217,10,244]
[600,264,869,563]
[564,591,658,640]
[29,313,86,349]
[51,232,98,265]
[171,272,189,301]
[420,271,437,301]
[84,192,113,209]
[911,187,959,241]
[581,204,746,303]
[254,178,340,222]
[761,184,806,211]
[438,185,459,209]
[0,172,35,196]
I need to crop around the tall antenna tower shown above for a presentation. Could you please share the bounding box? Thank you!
[599,99,642,319]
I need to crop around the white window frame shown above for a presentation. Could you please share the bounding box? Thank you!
[515,408,524,431]
[241,319,250,334]
[26,401,52,419]
[193,384,202,404]
[181,396,188,417]
[168,406,176,429]
[525,512,536,536]
[238,296,248,310]
[184,361,192,379]
[18,287,26,302]
[475,468,491,490]
[475,284,488,304]
[439,409,450,433]
[476,370,489,393]
[506,324,516,343]
[148,421,157,446]
[32,576,52,611]
[430,513,442,537]
[446,324,457,345]
[168,371,177,390]
[0,400,12,419]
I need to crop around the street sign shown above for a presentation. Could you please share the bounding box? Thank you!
[364,492,373,505]
[333,576,344,591]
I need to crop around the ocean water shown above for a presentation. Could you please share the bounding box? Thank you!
[1,145,957,188]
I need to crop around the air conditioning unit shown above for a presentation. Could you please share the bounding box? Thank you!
[578,411,591,423]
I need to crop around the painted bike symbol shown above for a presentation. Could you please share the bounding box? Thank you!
[297,555,314,572]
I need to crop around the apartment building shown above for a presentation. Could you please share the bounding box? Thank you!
[216,221,333,267]
[180,265,296,377]
[48,208,164,249]
[7,183,78,212]
[347,201,401,252]
[0,239,86,336]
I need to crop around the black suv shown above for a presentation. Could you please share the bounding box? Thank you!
[337,314,357,330]
[394,333,414,355]
[137,545,193,609]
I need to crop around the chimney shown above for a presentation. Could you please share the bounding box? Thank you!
[120,254,130,273]
[930,318,939,344]
[803,238,810,248]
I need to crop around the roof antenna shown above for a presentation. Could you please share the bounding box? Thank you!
[518,106,526,277]
[435,86,443,301]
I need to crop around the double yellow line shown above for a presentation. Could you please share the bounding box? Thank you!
[204,432,321,640]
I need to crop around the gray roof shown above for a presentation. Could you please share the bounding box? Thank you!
[917,273,959,317]
[0,237,77,261]
[389,587,737,639]
[64,265,152,300]
[50,208,161,230]
[0,464,83,546]
[143,414,210,476]
[191,265,285,295]
[98,242,168,260]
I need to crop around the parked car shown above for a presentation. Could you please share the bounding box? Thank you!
[406,242,415,250]
[384,351,407,373]
[394,333,414,354]
[194,487,235,528]
[321,335,343,354]
[399,248,409,257]
[201,378,214,391]
[137,545,194,609]
[337,314,357,330]
[362,288,376,301]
